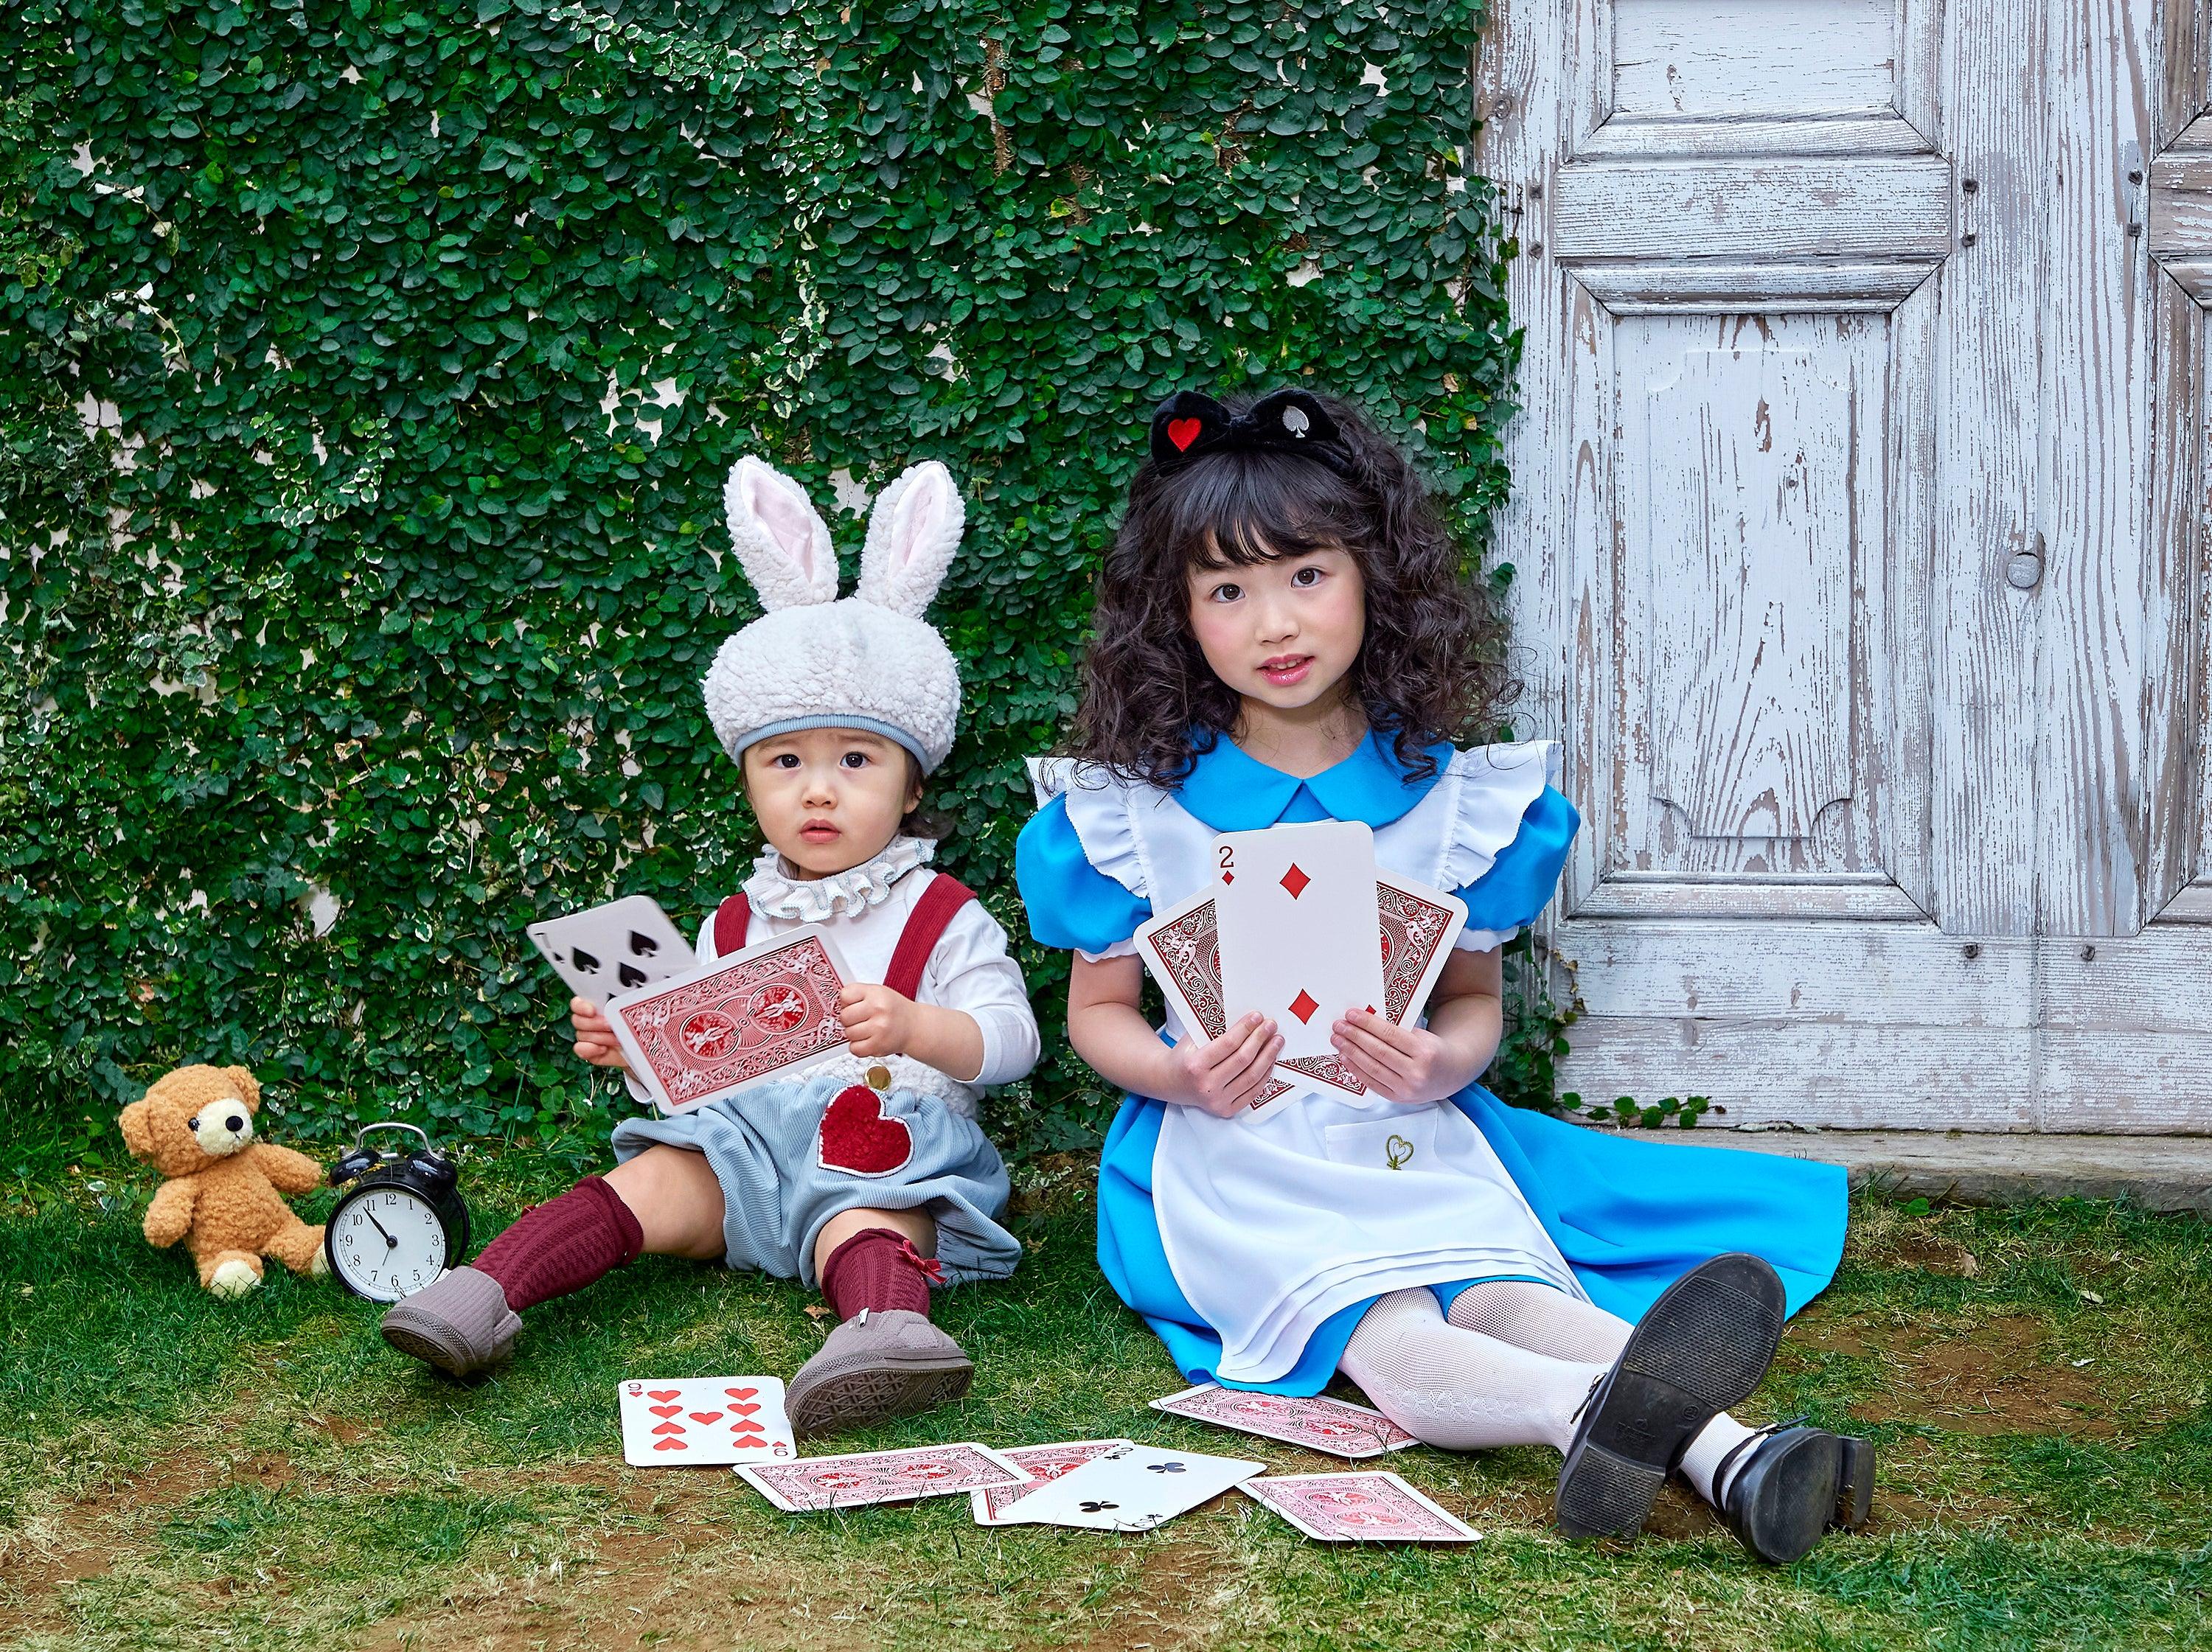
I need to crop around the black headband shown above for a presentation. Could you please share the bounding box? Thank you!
[1147,388,1357,478]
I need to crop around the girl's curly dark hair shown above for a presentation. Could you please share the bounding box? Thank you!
[1068,390,1515,787]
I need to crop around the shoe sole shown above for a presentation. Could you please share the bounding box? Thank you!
[1556,1253,1787,1539]
[788,1354,975,1439]
[1733,1429,1844,1564]
[380,1311,513,1379]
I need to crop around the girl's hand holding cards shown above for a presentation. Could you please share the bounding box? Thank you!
[570,996,631,1072]
[1329,1008,1468,1105]
[1169,1012,1285,1118]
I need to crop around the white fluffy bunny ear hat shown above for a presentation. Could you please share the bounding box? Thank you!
[701,456,966,773]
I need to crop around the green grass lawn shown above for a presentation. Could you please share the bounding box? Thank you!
[3,1146,2208,1651]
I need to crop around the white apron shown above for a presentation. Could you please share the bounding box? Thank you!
[1033,742,1586,1384]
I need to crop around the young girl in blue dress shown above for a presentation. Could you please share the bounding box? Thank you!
[1017,388,1874,1564]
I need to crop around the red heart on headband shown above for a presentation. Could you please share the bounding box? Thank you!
[1166,417,1203,452]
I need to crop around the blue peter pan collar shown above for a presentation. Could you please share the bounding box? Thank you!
[1174,728,1453,832]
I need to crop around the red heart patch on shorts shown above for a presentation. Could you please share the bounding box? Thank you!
[817,1084,915,1177]
[1166,416,1203,451]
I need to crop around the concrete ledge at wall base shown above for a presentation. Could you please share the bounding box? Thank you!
[1590,1125,2212,1215]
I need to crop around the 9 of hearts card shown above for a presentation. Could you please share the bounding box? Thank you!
[616,1377,794,1467]
[608,924,855,1113]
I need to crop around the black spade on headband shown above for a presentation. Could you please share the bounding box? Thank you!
[1148,388,1354,477]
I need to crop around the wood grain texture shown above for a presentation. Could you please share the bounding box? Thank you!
[1551,156,1953,260]
[1576,259,1938,310]
[1610,0,1898,118]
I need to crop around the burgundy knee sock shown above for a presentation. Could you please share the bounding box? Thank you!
[473,1175,644,1312]
[819,1227,942,1321]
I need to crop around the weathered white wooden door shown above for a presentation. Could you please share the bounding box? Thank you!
[1481,0,2212,1130]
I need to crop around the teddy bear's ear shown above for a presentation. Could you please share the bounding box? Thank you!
[226,1066,262,1111]
[119,1098,156,1161]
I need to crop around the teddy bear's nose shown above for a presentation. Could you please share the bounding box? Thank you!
[188,1115,201,1132]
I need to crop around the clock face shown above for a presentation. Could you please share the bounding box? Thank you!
[330,1185,451,1302]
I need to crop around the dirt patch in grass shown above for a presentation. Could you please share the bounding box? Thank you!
[1844,1314,2115,1437]
[0,1449,229,1639]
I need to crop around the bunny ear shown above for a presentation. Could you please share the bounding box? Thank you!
[857,460,964,618]
[723,456,839,610]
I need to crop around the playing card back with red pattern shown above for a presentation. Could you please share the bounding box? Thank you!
[1133,872,1464,1112]
[1239,1471,1481,1542]
[737,1443,1029,1512]
[1149,1384,1418,1458]
[608,924,854,1113]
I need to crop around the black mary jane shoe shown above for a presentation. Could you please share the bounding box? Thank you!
[1554,1252,1788,1540]
[1714,1419,1877,1564]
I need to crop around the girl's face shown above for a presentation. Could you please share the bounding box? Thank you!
[740,728,921,879]
[1186,545,1367,717]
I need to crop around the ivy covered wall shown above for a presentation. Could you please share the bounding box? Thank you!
[0,0,1528,1163]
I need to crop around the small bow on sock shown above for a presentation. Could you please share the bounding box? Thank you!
[895,1236,947,1285]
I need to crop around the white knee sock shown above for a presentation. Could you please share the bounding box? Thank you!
[1338,1288,1607,1451]
[1442,1279,1761,1507]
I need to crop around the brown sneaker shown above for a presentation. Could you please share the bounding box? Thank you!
[786,1308,975,1437]
[380,1266,521,1378]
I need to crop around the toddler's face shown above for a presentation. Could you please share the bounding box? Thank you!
[741,728,921,879]
[1185,545,1366,717]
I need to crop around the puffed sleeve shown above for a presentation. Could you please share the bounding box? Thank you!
[1015,792,1154,960]
[1453,784,1579,950]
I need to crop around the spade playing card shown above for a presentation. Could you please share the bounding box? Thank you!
[1213,821,1382,1061]
[1149,1384,1418,1460]
[986,1441,1264,1532]
[616,1376,794,1467]
[1239,1471,1481,1543]
[608,924,855,1113]
[737,1443,1031,1513]
[529,895,696,1007]
[970,1439,1134,1525]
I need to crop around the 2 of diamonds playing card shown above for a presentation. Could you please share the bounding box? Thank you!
[1150,1384,1417,1459]
[984,1441,1264,1532]
[970,1439,1134,1525]
[1213,820,1382,1061]
[1239,1471,1481,1543]
[608,924,854,1113]
[529,895,696,1007]
[617,1376,794,1467]
[737,1443,1031,1513]
[1135,868,1466,1115]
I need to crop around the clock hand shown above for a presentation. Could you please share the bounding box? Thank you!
[362,1207,398,1248]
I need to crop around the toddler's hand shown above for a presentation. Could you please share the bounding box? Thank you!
[1330,1008,1459,1105]
[839,983,918,1060]
[569,996,631,1072]
[1169,1012,1284,1118]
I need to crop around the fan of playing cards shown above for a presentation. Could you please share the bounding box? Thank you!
[529,896,860,1114]
[1135,820,1468,1117]
[619,1373,1480,1543]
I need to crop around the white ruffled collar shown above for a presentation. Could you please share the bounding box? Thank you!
[744,834,936,921]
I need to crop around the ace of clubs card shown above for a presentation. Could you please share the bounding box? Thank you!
[617,1377,793,1467]
[1212,820,1383,1060]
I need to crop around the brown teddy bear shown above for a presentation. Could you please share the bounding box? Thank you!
[119,1064,329,1297]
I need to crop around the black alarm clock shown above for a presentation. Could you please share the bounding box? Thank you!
[324,1123,472,1303]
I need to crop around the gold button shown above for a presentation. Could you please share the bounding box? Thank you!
[866,1064,892,1091]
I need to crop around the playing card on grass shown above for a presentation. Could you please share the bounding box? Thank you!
[1239,1471,1481,1543]
[987,1441,1263,1532]
[970,1439,1134,1524]
[1150,1384,1417,1459]
[529,894,696,1007]
[617,1377,793,1467]
[608,924,854,1113]
[737,1443,1030,1513]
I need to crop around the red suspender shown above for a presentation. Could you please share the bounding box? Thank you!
[883,872,977,1000]
[712,893,752,957]
[712,874,973,994]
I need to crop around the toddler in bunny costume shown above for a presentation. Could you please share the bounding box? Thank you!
[381,457,1039,1436]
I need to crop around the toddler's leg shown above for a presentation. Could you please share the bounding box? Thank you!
[381,1147,721,1379]
[788,1205,974,1438]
